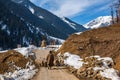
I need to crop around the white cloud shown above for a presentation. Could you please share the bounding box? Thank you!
[30,0,35,3]
[30,0,112,17]
[39,0,50,6]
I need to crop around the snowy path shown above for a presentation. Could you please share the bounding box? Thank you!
[31,48,79,80]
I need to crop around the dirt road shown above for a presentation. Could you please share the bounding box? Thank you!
[32,48,79,80]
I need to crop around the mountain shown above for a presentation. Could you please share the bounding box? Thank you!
[12,0,86,32]
[0,0,86,50]
[84,16,112,29]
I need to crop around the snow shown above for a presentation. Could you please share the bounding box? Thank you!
[90,56,119,80]
[97,57,113,62]
[98,57,113,68]
[93,67,105,71]
[29,6,34,14]
[1,64,38,80]
[64,52,83,69]
[10,65,37,80]
[93,67,120,80]
[35,27,45,35]
[63,52,120,79]
[0,24,10,35]
[39,16,44,19]
[22,36,29,46]
[49,36,65,44]
[12,0,23,3]
[84,16,112,29]
[75,32,82,35]
[7,30,10,35]
[61,17,76,30]
[14,45,37,57]
[100,68,120,80]
[28,26,33,33]
[47,45,62,48]
[0,75,4,80]
[1,25,7,30]
[0,50,8,53]
[20,17,24,21]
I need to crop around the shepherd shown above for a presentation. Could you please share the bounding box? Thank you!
[46,50,54,69]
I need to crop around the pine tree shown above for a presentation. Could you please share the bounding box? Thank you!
[115,0,120,23]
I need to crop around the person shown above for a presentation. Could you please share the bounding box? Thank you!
[46,50,54,69]
[42,58,47,67]
[54,58,60,69]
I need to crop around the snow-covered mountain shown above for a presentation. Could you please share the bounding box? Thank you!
[0,0,87,50]
[12,0,86,32]
[84,16,112,29]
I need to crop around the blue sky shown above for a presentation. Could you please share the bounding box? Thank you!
[30,0,113,25]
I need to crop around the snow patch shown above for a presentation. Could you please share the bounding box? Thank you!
[1,25,7,30]
[28,26,33,33]
[74,32,82,35]
[28,6,34,14]
[7,30,10,35]
[49,36,65,44]
[39,16,44,19]
[100,68,120,80]
[0,50,8,53]
[64,52,83,69]
[22,36,29,46]
[63,53,120,79]
[20,17,24,21]
[61,17,76,30]
[0,64,38,80]
[14,45,37,57]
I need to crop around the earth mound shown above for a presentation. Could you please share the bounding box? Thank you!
[57,23,120,71]
[0,50,30,74]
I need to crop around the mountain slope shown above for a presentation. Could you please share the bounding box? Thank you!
[12,0,86,32]
[57,23,120,71]
[84,16,112,29]
[0,0,87,50]
[0,0,62,49]
[61,17,87,32]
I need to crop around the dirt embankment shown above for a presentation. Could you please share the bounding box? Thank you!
[0,50,30,74]
[57,23,120,71]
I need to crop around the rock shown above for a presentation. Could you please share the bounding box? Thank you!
[76,56,116,80]
[41,40,47,47]
[106,61,113,68]
[95,61,103,67]
[68,66,77,74]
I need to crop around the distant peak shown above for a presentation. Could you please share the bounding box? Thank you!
[84,16,112,29]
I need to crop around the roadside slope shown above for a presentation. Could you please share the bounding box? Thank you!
[57,23,120,71]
